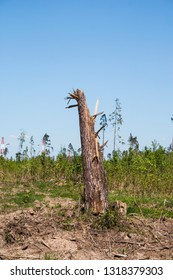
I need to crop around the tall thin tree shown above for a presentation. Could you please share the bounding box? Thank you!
[109,98,124,153]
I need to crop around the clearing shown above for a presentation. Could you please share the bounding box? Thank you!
[0,195,173,260]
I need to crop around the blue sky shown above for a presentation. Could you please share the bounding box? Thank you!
[0,0,173,157]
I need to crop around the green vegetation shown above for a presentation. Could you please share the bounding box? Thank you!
[0,144,173,218]
[43,253,60,260]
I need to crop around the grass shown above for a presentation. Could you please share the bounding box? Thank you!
[91,209,124,230]
[9,191,45,207]
[0,181,173,219]
[109,190,173,218]
[35,181,83,201]
[0,182,46,211]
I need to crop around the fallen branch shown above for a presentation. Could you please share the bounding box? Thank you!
[142,245,173,251]
[105,239,145,246]
[41,240,51,249]
[114,253,128,258]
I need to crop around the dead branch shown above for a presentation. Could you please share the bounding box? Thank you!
[65,104,78,109]
[142,245,173,251]
[95,125,106,137]
[114,253,128,258]
[91,111,104,121]
[104,239,145,246]
[41,240,51,249]
[68,93,78,100]
[100,140,108,150]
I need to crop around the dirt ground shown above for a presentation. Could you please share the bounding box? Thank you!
[0,197,173,260]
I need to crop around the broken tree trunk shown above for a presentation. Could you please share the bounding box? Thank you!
[66,89,108,214]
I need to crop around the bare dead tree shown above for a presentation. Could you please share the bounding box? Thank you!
[66,89,108,214]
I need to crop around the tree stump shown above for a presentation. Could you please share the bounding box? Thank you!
[66,89,108,214]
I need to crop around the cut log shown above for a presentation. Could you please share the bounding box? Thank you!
[66,89,108,213]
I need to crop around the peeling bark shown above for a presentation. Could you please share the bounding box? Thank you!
[66,89,108,213]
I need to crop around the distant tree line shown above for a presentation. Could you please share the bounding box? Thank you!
[1,103,172,160]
